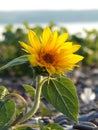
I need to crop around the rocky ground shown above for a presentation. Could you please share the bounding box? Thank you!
[0,66,98,130]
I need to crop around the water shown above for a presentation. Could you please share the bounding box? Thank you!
[1,10,98,24]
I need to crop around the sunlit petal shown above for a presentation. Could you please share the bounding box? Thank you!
[57,33,68,43]
[42,26,51,46]
[19,41,33,54]
[71,45,81,53]
[28,30,41,50]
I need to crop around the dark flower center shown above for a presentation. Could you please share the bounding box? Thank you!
[43,53,53,63]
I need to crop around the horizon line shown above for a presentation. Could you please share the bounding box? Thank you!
[0,9,98,12]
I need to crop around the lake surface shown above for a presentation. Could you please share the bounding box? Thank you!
[1,10,98,24]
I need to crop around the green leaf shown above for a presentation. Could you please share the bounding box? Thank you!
[40,105,52,115]
[14,126,33,130]
[23,84,35,98]
[0,86,9,99]
[0,55,28,71]
[0,99,16,127]
[39,120,64,130]
[0,126,11,130]
[39,120,45,130]
[42,76,79,122]
[44,123,64,130]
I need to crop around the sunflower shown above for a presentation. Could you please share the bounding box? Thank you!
[19,27,84,75]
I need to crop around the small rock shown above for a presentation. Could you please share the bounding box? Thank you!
[73,121,97,130]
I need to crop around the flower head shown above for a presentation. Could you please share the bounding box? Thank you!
[19,27,84,75]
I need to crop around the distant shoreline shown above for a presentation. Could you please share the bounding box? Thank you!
[0,10,98,24]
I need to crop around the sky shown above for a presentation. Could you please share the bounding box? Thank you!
[0,0,98,11]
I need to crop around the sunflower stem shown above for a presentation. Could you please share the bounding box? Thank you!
[18,76,46,124]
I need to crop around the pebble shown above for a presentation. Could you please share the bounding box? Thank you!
[79,111,98,122]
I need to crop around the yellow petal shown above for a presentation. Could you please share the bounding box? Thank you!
[28,30,41,50]
[46,65,56,74]
[51,30,58,43]
[57,33,68,43]
[64,42,72,47]
[19,41,33,54]
[59,42,72,51]
[29,55,44,67]
[66,54,84,64]
[60,43,81,54]
[71,45,81,53]
[44,30,58,51]
[42,27,51,46]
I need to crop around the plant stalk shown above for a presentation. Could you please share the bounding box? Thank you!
[18,76,46,124]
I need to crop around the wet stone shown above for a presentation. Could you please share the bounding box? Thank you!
[79,111,98,122]
[40,116,54,125]
[73,121,98,130]
[90,118,98,126]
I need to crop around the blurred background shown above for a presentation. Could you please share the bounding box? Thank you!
[0,0,98,128]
